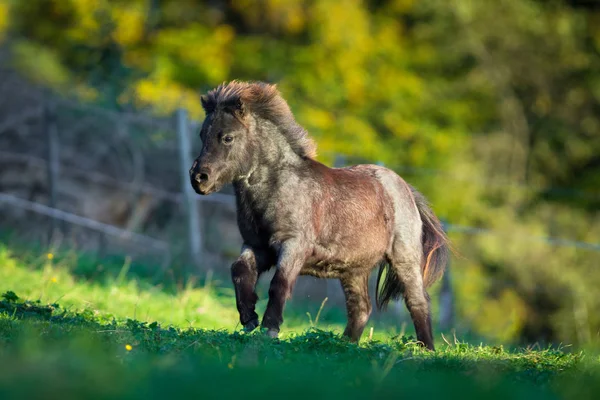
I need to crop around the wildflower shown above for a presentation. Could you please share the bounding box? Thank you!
[125,344,133,351]
[50,277,57,283]
[47,253,54,260]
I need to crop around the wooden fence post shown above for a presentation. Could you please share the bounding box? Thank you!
[44,102,61,242]
[176,108,203,267]
[439,220,454,331]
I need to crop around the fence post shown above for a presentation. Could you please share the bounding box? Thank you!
[438,220,454,331]
[176,108,203,267]
[44,102,61,241]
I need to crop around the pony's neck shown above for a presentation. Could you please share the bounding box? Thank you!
[233,118,307,202]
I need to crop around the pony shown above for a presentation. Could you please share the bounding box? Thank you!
[189,81,449,350]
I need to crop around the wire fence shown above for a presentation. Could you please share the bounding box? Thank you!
[0,68,239,269]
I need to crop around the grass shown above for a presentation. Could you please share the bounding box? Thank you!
[0,241,397,339]
[0,244,599,399]
[0,244,352,337]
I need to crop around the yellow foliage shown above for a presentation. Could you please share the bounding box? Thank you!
[66,0,147,47]
[111,3,146,47]
[309,0,372,107]
[343,69,367,105]
[382,112,418,140]
[129,78,203,119]
[297,106,335,133]
[312,0,369,51]
[67,0,105,43]
[339,115,379,142]
[154,24,234,84]
[334,115,383,160]
[0,1,8,42]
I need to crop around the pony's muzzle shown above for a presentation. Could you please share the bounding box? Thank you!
[190,163,215,195]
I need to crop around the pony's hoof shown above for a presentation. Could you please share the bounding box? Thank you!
[243,319,259,332]
[265,329,279,339]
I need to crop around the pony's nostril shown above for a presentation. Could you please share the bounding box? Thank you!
[196,173,209,183]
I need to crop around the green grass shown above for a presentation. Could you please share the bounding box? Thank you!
[0,244,352,337]
[0,245,599,399]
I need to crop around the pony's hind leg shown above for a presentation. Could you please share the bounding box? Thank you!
[403,278,434,350]
[340,273,372,343]
[390,252,435,350]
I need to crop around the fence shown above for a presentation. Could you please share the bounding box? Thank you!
[0,69,239,272]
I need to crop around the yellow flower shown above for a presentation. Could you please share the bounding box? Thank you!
[125,344,133,351]
[47,253,54,260]
[50,277,57,283]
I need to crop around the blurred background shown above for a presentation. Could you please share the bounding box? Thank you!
[0,0,598,348]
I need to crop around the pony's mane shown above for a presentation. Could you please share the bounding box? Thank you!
[201,80,317,159]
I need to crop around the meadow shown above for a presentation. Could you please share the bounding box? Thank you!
[0,244,599,400]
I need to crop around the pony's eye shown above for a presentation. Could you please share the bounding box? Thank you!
[223,136,234,144]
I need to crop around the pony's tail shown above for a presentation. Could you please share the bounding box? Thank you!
[376,186,450,311]
[411,186,449,288]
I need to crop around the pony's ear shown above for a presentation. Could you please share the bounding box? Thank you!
[234,97,246,117]
[225,97,246,118]
[201,95,214,114]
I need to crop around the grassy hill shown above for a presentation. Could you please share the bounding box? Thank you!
[0,245,598,399]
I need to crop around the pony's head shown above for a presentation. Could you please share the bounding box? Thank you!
[189,80,316,195]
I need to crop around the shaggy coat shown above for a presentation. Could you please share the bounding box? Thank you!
[190,81,449,350]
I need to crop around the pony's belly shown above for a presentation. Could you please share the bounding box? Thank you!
[300,261,347,279]
[300,255,381,279]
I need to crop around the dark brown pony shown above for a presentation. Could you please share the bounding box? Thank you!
[189,81,449,350]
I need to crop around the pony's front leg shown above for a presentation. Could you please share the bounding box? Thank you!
[231,245,271,332]
[260,240,306,338]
